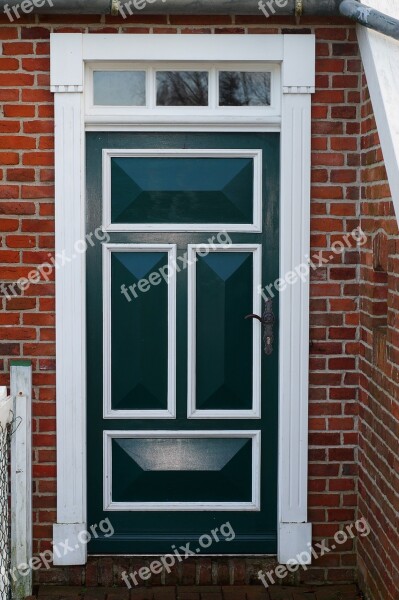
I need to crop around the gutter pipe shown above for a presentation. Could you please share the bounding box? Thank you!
[0,0,398,42]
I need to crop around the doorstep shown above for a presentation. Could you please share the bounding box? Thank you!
[27,584,361,600]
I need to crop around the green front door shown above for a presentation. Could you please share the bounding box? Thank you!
[86,132,279,554]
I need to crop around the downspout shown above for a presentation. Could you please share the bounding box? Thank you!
[0,0,398,40]
[339,1,399,41]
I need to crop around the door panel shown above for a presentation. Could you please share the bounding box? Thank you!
[104,149,262,231]
[110,154,255,225]
[86,132,279,554]
[106,432,259,509]
[188,245,261,418]
[104,245,176,418]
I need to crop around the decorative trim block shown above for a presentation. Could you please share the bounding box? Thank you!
[50,85,83,93]
[53,524,87,566]
[283,86,315,94]
[278,523,312,564]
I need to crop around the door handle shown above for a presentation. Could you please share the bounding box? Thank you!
[245,298,274,356]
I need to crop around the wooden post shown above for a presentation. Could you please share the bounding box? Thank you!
[10,360,32,600]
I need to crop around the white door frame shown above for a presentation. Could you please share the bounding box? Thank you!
[50,33,315,566]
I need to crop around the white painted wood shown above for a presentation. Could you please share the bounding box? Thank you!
[10,362,32,600]
[0,387,12,426]
[102,149,262,232]
[53,524,87,565]
[83,34,284,63]
[85,120,281,131]
[0,388,12,600]
[51,32,315,564]
[103,430,260,511]
[282,35,315,92]
[357,0,399,219]
[103,243,177,419]
[53,88,87,566]
[105,224,261,233]
[278,523,312,564]
[187,244,262,419]
[50,33,83,91]
[278,86,313,561]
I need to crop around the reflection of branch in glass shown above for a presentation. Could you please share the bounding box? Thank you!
[219,72,240,106]
[157,72,208,106]
[220,72,271,106]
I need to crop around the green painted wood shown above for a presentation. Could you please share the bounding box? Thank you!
[112,437,252,503]
[111,251,169,411]
[196,251,253,410]
[111,156,254,225]
[86,131,280,554]
[9,360,32,367]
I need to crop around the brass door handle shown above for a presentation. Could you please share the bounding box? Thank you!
[245,298,274,355]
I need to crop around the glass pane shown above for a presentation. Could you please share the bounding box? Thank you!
[196,251,254,410]
[156,71,208,106]
[111,251,169,411]
[93,71,146,106]
[111,156,254,224]
[112,436,253,502]
[219,71,271,106]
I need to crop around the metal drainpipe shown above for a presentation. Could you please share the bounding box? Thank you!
[0,0,112,13]
[0,0,398,42]
[0,0,342,15]
[339,0,399,41]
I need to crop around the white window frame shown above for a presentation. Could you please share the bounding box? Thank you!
[50,33,315,566]
[103,430,261,512]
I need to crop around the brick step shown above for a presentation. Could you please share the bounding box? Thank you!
[28,584,361,600]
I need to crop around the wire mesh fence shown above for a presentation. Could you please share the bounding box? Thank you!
[0,418,11,600]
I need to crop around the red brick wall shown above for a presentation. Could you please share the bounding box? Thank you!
[306,24,361,588]
[356,75,399,600]
[0,12,379,589]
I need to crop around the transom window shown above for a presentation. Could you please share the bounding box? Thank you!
[85,62,281,121]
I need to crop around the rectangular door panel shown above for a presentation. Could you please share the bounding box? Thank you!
[104,431,260,510]
[103,244,176,418]
[103,149,262,231]
[188,245,261,418]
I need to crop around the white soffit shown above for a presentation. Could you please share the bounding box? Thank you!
[357,0,399,218]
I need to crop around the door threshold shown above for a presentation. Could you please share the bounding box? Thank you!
[89,554,277,557]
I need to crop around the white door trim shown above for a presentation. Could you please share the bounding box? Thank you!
[50,33,315,566]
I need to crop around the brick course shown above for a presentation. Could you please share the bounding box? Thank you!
[0,13,396,600]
